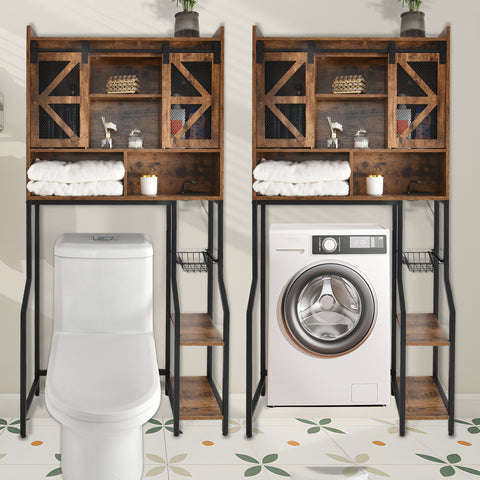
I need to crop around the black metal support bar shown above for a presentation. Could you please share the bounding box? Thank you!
[208,202,214,318]
[34,205,40,396]
[81,41,89,64]
[165,203,172,396]
[260,205,266,396]
[171,202,181,436]
[391,202,398,389]
[396,201,407,436]
[388,42,396,64]
[213,41,221,64]
[433,201,440,379]
[246,202,259,438]
[20,203,32,438]
[307,42,314,64]
[216,201,230,436]
[443,201,456,435]
[30,41,38,64]
[256,41,264,64]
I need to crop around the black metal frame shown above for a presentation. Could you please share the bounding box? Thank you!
[245,199,455,438]
[20,199,229,438]
[164,200,230,436]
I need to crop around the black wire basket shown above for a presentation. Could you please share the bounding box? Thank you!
[402,251,436,273]
[176,250,217,273]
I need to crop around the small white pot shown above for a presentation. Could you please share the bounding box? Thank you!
[140,175,157,196]
[366,175,383,196]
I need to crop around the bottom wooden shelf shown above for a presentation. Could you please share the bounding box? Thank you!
[401,376,449,420]
[175,376,223,420]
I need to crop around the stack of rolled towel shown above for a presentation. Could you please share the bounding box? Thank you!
[27,160,125,196]
[253,159,350,196]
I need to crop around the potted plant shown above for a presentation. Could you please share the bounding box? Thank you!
[173,0,199,37]
[399,0,425,37]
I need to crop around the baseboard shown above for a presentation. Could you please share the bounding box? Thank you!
[2,393,478,420]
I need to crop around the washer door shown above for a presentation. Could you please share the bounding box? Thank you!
[282,263,376,356]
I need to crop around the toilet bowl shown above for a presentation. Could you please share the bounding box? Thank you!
[45,233,161,480]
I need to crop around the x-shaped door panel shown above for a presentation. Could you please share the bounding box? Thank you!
[256,51,314,148]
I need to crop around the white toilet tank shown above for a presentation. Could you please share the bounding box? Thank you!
[54,233,153,334]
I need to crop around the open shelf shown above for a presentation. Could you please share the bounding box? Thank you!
[176,376,223,420]
[403,376,449,420]
[171,313,223,346]
[398,313,450,346]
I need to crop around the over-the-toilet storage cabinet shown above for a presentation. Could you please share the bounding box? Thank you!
[21,26,229,438]
[246,26,454,437]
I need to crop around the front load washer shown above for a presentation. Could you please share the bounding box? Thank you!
[268,224,391,407]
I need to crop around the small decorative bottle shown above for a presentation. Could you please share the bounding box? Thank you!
[327,132,339,149]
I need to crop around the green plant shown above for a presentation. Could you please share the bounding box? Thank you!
[399,0,422,11]
[172,0,197,11]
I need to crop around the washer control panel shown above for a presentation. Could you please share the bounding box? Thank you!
[312,235,387,254]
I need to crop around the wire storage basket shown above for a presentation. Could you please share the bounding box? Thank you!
[176,250,217,273]
[402,251,436,273]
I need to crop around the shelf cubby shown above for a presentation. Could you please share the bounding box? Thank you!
[171,313,223,346]
[404,376,449,420]
[398,313,450,346]
[176,376,223,420]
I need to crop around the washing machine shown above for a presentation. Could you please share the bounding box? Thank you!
[268,224,391,407]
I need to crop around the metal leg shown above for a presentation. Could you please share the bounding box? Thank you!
[443,201,456,435]
[34,205,40,396]
[165,203,172,396]
[246,202,258,438]
[260,204,266,396]
[391,203,398,394]
[396,201,407,436]
[171,202,181,436]
[20,203,32,438]
[217,201,230,436]
[207,201,214,381]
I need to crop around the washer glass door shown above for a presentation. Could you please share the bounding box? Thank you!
[283,263,376,356]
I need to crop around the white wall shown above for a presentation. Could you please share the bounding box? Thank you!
[0,0,479,399]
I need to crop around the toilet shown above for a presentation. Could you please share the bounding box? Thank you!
[45,233,161,480]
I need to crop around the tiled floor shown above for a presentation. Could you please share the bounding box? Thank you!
[1,405,480,479]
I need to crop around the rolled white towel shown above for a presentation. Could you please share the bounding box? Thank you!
[27,180,123,197]
[253,159,351,183]
[27,160,125,183]
[253,180,349,196]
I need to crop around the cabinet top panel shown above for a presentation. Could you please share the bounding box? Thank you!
[27,25,224,50]
[253,26,449,51]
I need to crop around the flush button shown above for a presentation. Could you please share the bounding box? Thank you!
[322,237,337,253]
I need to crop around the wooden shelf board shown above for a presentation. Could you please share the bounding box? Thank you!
[30,148,221,153]
[316,93,387,101]
[400,376,449,420]
[27,194,222,202]
[89,94,162,100]
[397,313,450,346]
[252,194,448,202]
[171,313,223,346]
[175,376,223,420]
[255,148,447,154]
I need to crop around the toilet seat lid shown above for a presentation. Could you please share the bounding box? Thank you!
[46,332,161,423]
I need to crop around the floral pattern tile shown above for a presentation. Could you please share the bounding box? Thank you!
[0,415,479,479]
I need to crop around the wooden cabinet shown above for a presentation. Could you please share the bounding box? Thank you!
[26,26,224,201]
[250,27,454,436]
[252,27,450,201]
[24,26,229,437]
